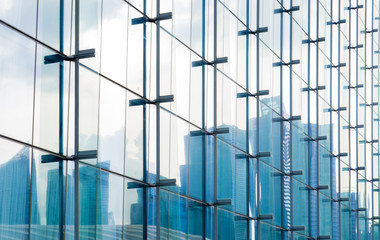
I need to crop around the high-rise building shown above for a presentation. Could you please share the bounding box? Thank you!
[0,0,380,239]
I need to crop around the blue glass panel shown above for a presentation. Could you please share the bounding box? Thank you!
[293,180,309,234]
[319,194,331,236]
[30,150,65,239]
[217,208,235,240]
[217,139,234,211]
[124,179,144,239]
[78,163,97,239]
[188,126,204,200]
[260,222,282,240]
[0,139,32,239]
[259,162,282,227]
[188,200,204,240]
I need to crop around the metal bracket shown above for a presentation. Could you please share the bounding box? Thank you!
[325,63,346,68]
[43,150,98,163]
[237,90,269,98]
[326,107,347,112]
[343,166,365,171]
[301,85,326,92]
[360,65,378,70]
[69,150,98,160]
[326,19,346,25]
[355,208,366,212]
[41,154,66,163]
[210,127,230,135]
[212,199,232,206]
[317,236,331,240]
[192,57,228,67]
[343,124,364,129]
[359,102,379,107]
[131,12,172,25]
[304,136,327,142]
[302,37,325,44]
[345,84,363,89]
[272,115,301,122]
[273,59,300,67]
[317,185,329,190]
[127,179,176,189]
[274,6,300,14]
[189,127,229,136]
[238,27,268,36]
[345,4,363,10]
[345,44,363,49]
[324,152,348,158]
[127,182,149,189]
[361,29,378,34]
[44,48,95,64]
[273,170,303,177]
[255,214,273,220]
[281,226,305,231]
[129,95,174,106]
[253,152,271,158]
[359,139,378,144]
[338,197,349,202]
[155,179,176,187]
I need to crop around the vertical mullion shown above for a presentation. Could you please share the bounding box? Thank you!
[337,1,342,240]
[213,0,218,239]
[364,1,368,238]
[142,0,149,238]
[289,0,294,239]
[347,1,352,240]
[59,0,65,239]
[308,0,312,237]
[74,0,80,238]
[279,1,284,238]
[156,0,161,238]
[256,0,262,239]
[356,0,360,237]
[202,0,206,238]
[371,1,375,239]
[245,0,251,239]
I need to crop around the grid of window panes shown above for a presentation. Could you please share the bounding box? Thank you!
[1,0,380,239]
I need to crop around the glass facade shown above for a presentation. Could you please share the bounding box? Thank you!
[0,0,380,239]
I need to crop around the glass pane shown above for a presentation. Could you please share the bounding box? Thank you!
[34,45,69,153]
[0,25,35,143]
[37,0,71,52]
[30,150,65,239]
[79,66,99,152]
[100,0,128,85]
[98,78,126,174]
[124,179,144,239]
[0,0,37,36]
[125,92,144,180]
[0,138,32,239]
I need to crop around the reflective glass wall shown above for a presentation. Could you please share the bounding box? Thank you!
[0,0,380,239]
